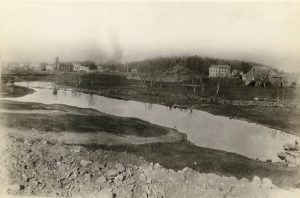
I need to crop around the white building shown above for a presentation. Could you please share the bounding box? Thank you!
[97,65,104,72]
[209,65,231,78]
[74,64,90,72]
[30,62,42,71]
[45,64,54,71]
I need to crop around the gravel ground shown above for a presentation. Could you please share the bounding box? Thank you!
[2,135,300,198]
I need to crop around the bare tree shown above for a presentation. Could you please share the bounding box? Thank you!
[216,80,220,95]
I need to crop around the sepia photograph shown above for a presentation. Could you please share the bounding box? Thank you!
[0,0,300,197]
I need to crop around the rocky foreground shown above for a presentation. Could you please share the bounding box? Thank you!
[1,135,300,198]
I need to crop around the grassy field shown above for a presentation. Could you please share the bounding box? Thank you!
[0,100,170,137]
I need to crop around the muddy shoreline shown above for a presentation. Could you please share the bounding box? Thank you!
[1,100,299,189]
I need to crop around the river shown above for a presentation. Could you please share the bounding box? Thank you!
[6,81,300,162]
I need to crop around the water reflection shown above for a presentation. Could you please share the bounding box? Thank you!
[87,94,95,106]
[8,81,300,162]
[52,87,58,96]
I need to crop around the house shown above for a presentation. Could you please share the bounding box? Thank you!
[209,65,231,78]
[271,74,297,87]
[30,62,42,71]
[58,62,74,72]
[74,64,90,72]
[45,64,54,71]
[97,65,104,72]
[231,69,242,76]
[244,66,277,86]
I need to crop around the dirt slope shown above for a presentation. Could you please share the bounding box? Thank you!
[2,135,300,198]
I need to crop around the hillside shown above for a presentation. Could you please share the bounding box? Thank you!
[127,56,277,75]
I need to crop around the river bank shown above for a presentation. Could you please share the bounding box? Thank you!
[59,86,300,137]
[0,100,299,190]
[0,84,35,98]
[9,72,300,136]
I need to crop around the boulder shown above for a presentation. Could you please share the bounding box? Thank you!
[115,163,125,173]
[139,173,147,181]
[252,176,262,186]
[96,176,107,184]
[277,152,287,160]
[182,167,192,173]
[154,163,161,169]
[107,169,119,177]
[6,184,21,194]
[262,178,274,188]
[284,143,299,151]
[115,174,124,181]
[80,159,92,167]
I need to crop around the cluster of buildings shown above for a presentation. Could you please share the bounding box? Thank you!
[208,64,297,87]
[128,64,297,87]
[1,57,117,73]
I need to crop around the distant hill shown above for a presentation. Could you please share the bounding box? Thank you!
[127,56,274,76]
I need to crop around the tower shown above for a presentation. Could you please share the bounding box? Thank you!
[55,57,59,71]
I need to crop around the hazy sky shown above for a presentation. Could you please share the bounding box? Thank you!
[0,1,300,72]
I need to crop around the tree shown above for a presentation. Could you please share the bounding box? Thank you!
[216,80,221,95]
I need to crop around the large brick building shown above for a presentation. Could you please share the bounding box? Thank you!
[209,65,231,78]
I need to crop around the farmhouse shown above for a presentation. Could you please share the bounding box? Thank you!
[209,65,231,78]
[244,66,277,86]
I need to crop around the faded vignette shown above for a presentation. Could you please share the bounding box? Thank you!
[0,0,300,197]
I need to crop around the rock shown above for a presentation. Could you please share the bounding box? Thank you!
[128,178,136,185]
[96,176,107,184]
[80,159,92,167]
[286,151,300,157]
[21,173,29,182]
[240,178,249,183]
[146,178,152,184]
[284,143,298,151]
[154,163,160,169]
[262,178,274,188]
[6,184,21,193]
[182,167,192,173]
[99,163,106,169]
[116,174,124,181]
[145,186,151,195]
[139,173,147,181]
[84,173,91,182]
[91,161,101,172]
[107,169,119,177]
[96,189,114,198]
[277,152,288,160]
[125,169,133,177]
[115,163,125,173]
[252,176,261,185]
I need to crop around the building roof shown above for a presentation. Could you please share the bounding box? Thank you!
[209,65,231,69]
[245,66,277,81]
